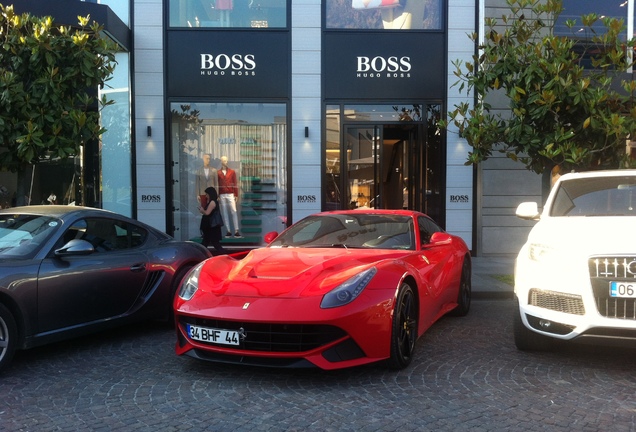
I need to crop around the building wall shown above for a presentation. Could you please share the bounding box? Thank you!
[131,0,483,250]
[475,0,543,256]
[446,0,477,250]
[134,0,166,231]
[291,0,322,225]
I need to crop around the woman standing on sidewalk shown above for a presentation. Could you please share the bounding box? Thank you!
[198,187,227,254]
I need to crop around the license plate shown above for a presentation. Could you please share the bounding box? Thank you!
[610,281,636,298]
[187,324,240,346]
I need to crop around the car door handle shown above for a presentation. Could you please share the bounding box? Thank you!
[130,263,146,272]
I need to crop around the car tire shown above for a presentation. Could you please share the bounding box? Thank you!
[513,297,553,351]
[449,256,471,317]
[387,282,418,370]
[0,303,17,373]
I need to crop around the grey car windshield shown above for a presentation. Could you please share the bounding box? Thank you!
[0,214,60,258]
[550,176,636,217]
[269,214,415,250]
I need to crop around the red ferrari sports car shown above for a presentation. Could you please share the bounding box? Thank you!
[174,210,471,370]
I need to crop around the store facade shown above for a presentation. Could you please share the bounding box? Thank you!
[156,0,475,249]
[15,0,475,252]
[165,20,290,243]
[16,0,636,256]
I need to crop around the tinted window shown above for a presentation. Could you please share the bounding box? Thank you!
[555,0,627,39]
[269,214,414,250]
[62,218,148,252]
[0,214,60,258]
[418,215,441,243]
[550,176,636,217]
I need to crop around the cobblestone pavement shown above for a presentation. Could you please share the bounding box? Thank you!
[2,299,636,432]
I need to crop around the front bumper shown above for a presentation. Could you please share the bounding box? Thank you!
[174,289,396,370]
[515,255,636,343]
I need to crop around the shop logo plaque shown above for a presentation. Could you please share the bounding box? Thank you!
[356,55,412,78]
[200,53,257,76]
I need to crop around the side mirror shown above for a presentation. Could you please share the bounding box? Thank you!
[263,231,279,244]
[516,202,540,220]
[427,232,452,246]
[55,239,95,257]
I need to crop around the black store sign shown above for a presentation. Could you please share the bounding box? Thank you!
[323,32,445,100]
[167,31,290,98]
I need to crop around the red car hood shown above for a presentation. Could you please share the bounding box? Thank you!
[199,247,406,298]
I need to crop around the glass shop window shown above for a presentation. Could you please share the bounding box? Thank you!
[325,0,444,30]
[169,0,288,28]
[170,102,287,244]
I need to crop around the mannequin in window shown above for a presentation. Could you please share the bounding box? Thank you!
[215,0,233,27]
[381,1,425,29]
[218,156,241,237]
[195,153,218,207]
[46,191,57,205]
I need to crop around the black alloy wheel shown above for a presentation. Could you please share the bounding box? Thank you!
[449,257,471,317]
[387,282,418,369]
[0,303,17,373]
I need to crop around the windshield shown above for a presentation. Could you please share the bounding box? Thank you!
[550,175,636,217]
[269,214,415,250]
[0,214,60,258]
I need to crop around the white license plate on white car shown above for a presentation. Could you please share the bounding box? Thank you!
[187,324,240,346]
[610,281,636,298]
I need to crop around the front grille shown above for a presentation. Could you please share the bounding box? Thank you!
[589,256,636,320]
[180,317,347,353]
[189,350,314,368]
[528,289,585,315]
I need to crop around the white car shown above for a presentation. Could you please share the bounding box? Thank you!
[514,169,636,350]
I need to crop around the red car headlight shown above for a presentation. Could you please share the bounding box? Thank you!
[178,262,204,301]
[320,267,377,309]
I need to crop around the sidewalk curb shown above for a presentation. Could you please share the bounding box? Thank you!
[471,257,515,300]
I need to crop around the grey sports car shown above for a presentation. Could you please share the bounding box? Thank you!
[0,205,211,372]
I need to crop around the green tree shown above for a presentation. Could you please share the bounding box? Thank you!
[441,0,636,175]
[0,4,117,204]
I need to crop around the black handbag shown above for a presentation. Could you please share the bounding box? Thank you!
[209,207,224,228]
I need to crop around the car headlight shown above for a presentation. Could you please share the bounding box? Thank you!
[178,262,204,300]
[320,267,377,309]
[528,243,556,262]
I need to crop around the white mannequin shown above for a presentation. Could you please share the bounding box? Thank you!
[381,1,425,29]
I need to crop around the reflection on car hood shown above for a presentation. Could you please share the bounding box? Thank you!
[200,247,405,297]
[528,217,636,255]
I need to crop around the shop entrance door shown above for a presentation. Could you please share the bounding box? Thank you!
[344,124,416,211]
[325,104,444,225]
[338,119,443,224]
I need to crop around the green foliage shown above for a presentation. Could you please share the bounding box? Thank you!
[171,104,204,156]
[0,4,116,173]
[440,0,636,173]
